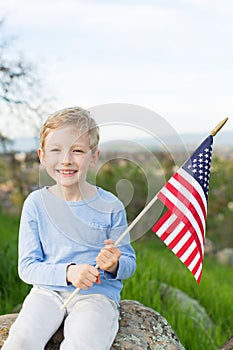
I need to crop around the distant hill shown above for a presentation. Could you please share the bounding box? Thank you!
[1,130,233,153]
[179,131,233,147]
[100,130,233,152]
[7,137,40,153]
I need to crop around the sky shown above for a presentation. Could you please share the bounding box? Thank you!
[1,0,233,139]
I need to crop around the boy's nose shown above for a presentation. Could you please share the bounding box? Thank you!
[61,152,73,165]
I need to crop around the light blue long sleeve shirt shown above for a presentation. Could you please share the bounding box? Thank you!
[18,187,136,306]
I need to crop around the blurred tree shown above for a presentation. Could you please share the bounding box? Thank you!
[0,18,52,212]
[0,132,12,153]
[0,18,51,138]
[207,157,233,247]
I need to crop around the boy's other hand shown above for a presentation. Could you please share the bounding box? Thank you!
[66,264,100,290]
[96,239,121,275]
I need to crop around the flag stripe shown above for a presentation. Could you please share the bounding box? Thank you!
[158,191,204,258]
[182,243,198,266]
[153,210,203,284]
[175,234,194,258]
[175,169,207,218]
[165,181,205,239]
[160,181,205,242]
[188,249,201,272]
[192,256,202,276]
[167,223,188,249]
[160,217,181,242]
[153,210,173,237]
[169,175,206,230]
[153,211,187,247]
[194,263,202,284]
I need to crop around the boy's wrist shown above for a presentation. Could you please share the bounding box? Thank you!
[66,263,76,284]
[105,262,119,276]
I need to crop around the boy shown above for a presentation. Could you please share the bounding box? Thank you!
[3,107,136,350]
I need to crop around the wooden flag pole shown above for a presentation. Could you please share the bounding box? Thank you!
[61,117,229,310]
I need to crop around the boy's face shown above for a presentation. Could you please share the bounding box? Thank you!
[38,125,99,188]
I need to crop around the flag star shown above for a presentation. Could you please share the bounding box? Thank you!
[199,164,203,168]
[199,153,203,157]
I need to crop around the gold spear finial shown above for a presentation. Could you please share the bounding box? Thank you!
[210,117,228,136]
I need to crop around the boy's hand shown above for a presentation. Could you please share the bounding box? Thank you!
[66,264,100,290]
[96,239,121,275]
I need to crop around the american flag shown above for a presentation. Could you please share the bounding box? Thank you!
[152,135,213,283]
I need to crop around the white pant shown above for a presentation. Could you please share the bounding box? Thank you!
[2,287,119,350]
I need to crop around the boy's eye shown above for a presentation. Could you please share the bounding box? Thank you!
[73,149,84,153]
[50,149,60,152]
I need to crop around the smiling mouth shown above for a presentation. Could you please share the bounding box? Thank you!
[57,170,78,175]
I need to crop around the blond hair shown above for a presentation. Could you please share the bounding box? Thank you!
[40,107,99,153]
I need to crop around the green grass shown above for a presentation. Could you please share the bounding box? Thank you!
[0,210,30,314]
[0,212,232,350]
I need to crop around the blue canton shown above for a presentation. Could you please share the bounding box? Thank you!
[182,135,213,199]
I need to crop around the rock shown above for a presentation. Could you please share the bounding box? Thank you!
[0,314,18,348]
[111,300,185,350]
[204,238,216,256]
[218,335,233,350]
[216,248,233,266]
[158,283,214,330]
[0,300,186,350]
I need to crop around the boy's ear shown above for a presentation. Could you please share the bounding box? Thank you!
[89,149,100,168]
[38,148,45,166]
